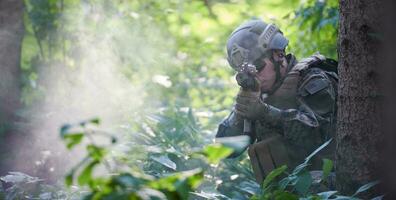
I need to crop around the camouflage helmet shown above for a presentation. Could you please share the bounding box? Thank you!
[226,19,289,71]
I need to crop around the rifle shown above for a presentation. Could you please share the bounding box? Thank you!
[215,62,258,156]
[235,62,258,140]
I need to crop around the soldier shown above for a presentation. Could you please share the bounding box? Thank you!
[216,19,338,183]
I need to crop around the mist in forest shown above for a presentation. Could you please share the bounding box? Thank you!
[13,3,174,181]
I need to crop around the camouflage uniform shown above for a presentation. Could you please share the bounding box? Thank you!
[216,54,338,183]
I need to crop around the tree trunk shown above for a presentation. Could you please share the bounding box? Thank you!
[336,0,383,197]
[382,1,396,198]
[0,0,24,172]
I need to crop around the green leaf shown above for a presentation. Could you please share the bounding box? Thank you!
[352,181,380,197]
[111,136,117,144]
[306,196,322,200]
[78,160,99,186]
[279,176,294,190]
[149,169,203,199]
[262,165,287,189]
[65,170,74,186]
[304,139,332,164]
[63,133,84,149]
[371,195,385,200]
[80,118,100,127]
[333,195,359,200]
[151,155,177,170]
[60,124,72,137]
[112,173,148,188]
[136,188,166,200]
[273,190,299,200]
[190,192,229,200]
[294,171,313,196]
[214,135,251,156]
[292,163,309,175]
[89,118,100,125]
[87,145,106,161]
[322,159,333,181]
[184,169,204,189]
[317,191,338,200]
[200,144,233,164]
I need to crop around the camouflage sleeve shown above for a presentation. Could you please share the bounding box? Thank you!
[216,109,245,138]
[216,109,256,158]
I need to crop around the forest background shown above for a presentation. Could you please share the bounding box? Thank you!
[0,0,357,199]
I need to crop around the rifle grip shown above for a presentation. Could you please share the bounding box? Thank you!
[243,119,252,135]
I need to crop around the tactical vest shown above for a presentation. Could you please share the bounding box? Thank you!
[247,54,338,183]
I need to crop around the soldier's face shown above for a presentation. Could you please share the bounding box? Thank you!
[272,49,286,63]
[256,50,287,92]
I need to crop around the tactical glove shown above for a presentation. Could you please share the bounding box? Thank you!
[235,89,283,121]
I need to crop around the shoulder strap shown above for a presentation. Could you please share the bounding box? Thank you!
[291,53,326,72]
[311,58,338,75]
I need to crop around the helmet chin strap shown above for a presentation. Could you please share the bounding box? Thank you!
[266,52,284,95]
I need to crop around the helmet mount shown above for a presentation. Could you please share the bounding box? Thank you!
[259,24,279,49]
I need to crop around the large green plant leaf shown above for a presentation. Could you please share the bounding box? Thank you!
[262,165,287,189]
[352,181,380,197]
[77,160,99,186]
[321,158,333,181]
[317,191,338,200]
[292,163,310,175]
[304,139,332,164]
[149,169,204,199]
[63,132,84,149]
[200,144,233,164]
[151,155,177,170]
[111,173,150,188]
[293,171,312,196]
[65,170,75,186]
[87,145,107,161]
[273,190,299,200]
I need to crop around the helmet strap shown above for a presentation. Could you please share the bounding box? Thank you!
[267,53,283,94]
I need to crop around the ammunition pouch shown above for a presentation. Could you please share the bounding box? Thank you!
[247,135,290,183]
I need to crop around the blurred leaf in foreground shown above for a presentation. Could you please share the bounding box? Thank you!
[200,144,233,164]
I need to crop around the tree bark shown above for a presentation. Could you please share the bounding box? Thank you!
[382,1,396,198]
[0,0,24,129]
[336,0,383,197]
[0,0,24,172]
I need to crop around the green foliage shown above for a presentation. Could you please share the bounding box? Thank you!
[322,159,333,182]
[304,139,332,164]
[352,181,380,197]
[57,117,236,199]
[262,165,287,189]
[151,155,177,170]
[286,0,339,59]
[250,140,380,200]
[58,122,382,200]
[2,129,381,199]
[199,144,234,164]
[0,172,85,199]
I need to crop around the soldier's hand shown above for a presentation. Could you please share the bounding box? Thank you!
[235,89,269,120]
[235,72,261,91]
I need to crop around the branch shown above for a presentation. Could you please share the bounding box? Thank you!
[202,0,217,19]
